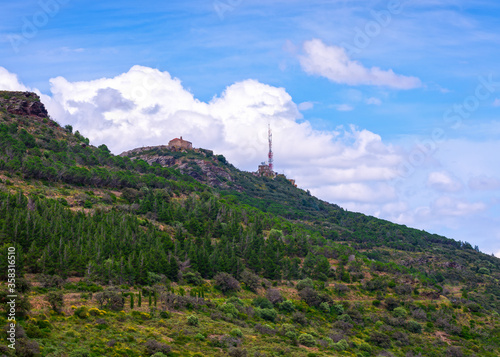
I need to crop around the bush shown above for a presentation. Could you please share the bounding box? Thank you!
[253,297,273,309]
[74,306,88,319]
[220,303,239,318]
[46,290,64,313]
[183,271,203,286]
[406,320,422,333]
[228,347,248,357]
[254,324,276,335]
[299,287,321,307]
[266,289,283,305]
[296,278,314,291]
[333,339,348,351]
[230,328,243,337]
[368,331,391,348]
[393,307,408,318]
[292,312,308,325]
[187,315,199,326]
[331,303,344,315]
[214,272,240,294]
[319,302,330,313]
[384,297,399,311]
[298,333,316,347]
[279,300,295,313]
[240,270,260,292]
[95,290,124,311]
[259,308,277,322]
[145,339,171,355]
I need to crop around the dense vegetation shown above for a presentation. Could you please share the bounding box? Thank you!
[0,92,499,357]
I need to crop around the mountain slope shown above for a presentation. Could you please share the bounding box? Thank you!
[0,91,499,357]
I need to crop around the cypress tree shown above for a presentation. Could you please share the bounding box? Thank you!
[138,292,142,307]
[130,293,134,310]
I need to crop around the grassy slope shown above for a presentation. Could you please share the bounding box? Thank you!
[0,92,499,356]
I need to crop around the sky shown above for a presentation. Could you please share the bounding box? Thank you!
[1,0,500,255]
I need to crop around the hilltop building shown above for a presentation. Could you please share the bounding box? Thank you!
[258,162,275,177]
[168,136,193,150]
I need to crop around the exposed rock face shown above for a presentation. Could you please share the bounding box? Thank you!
[120,146,237,189]
[0,91,49,118]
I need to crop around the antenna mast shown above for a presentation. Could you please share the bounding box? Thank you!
[268,124,273,172]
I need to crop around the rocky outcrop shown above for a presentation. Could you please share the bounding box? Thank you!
[121,146,238,190]
[0,91,49,118]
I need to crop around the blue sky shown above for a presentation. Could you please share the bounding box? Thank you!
[1,0,500,255]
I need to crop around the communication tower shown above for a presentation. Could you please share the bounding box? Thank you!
[268,124,273,172]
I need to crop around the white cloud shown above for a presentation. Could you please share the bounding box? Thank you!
[335,104,354,111]
[468,175,500,191]
[493,98,500,107]
[298,101,314,111]
[35,65,405,206]
[366,97,382,106]
[432,197,487,217]
[299,39,422,89]
[0,67,29,91]
[427,171,463,192]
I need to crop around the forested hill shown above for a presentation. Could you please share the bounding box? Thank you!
[1,91,500,357]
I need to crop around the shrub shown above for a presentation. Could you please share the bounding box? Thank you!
[406,320,422,333]
[214,272,240,294]
[46,291,64,313]
[296,278,314,291]
[298,333,316,347]
[393,307,408,318]
[145,340,171,355]
[95,290,124,311]
[266,289,283,305]
[16,338,41,356]
[299,287,321,307]
[40,274,65,288]
[368,331,391,348]
[187,315,199,326]
[194,333,205,341]
[220,303,239,318]
[292,312,308,325]
[240,270,260,292]
[319,302,330,313]
[372,300,381,307]
[333,339,348,351]
[259,308,277,322]
[331,303,344,315]
[254,324,276,335]
[384,297,399,311]
[183,271,203,286]
[228,347,248,357]
[337,314,352,323]
[253,297,273,309]
[279,300,295,313]
[74,306,88,319]
[230,328,243,337]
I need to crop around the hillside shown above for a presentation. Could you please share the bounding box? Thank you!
[0,91,499,357]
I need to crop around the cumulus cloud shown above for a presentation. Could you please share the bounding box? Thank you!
[299,39,422,89]
[31,65,405,206]
[427,171,463,192]
[0,67,29,91]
